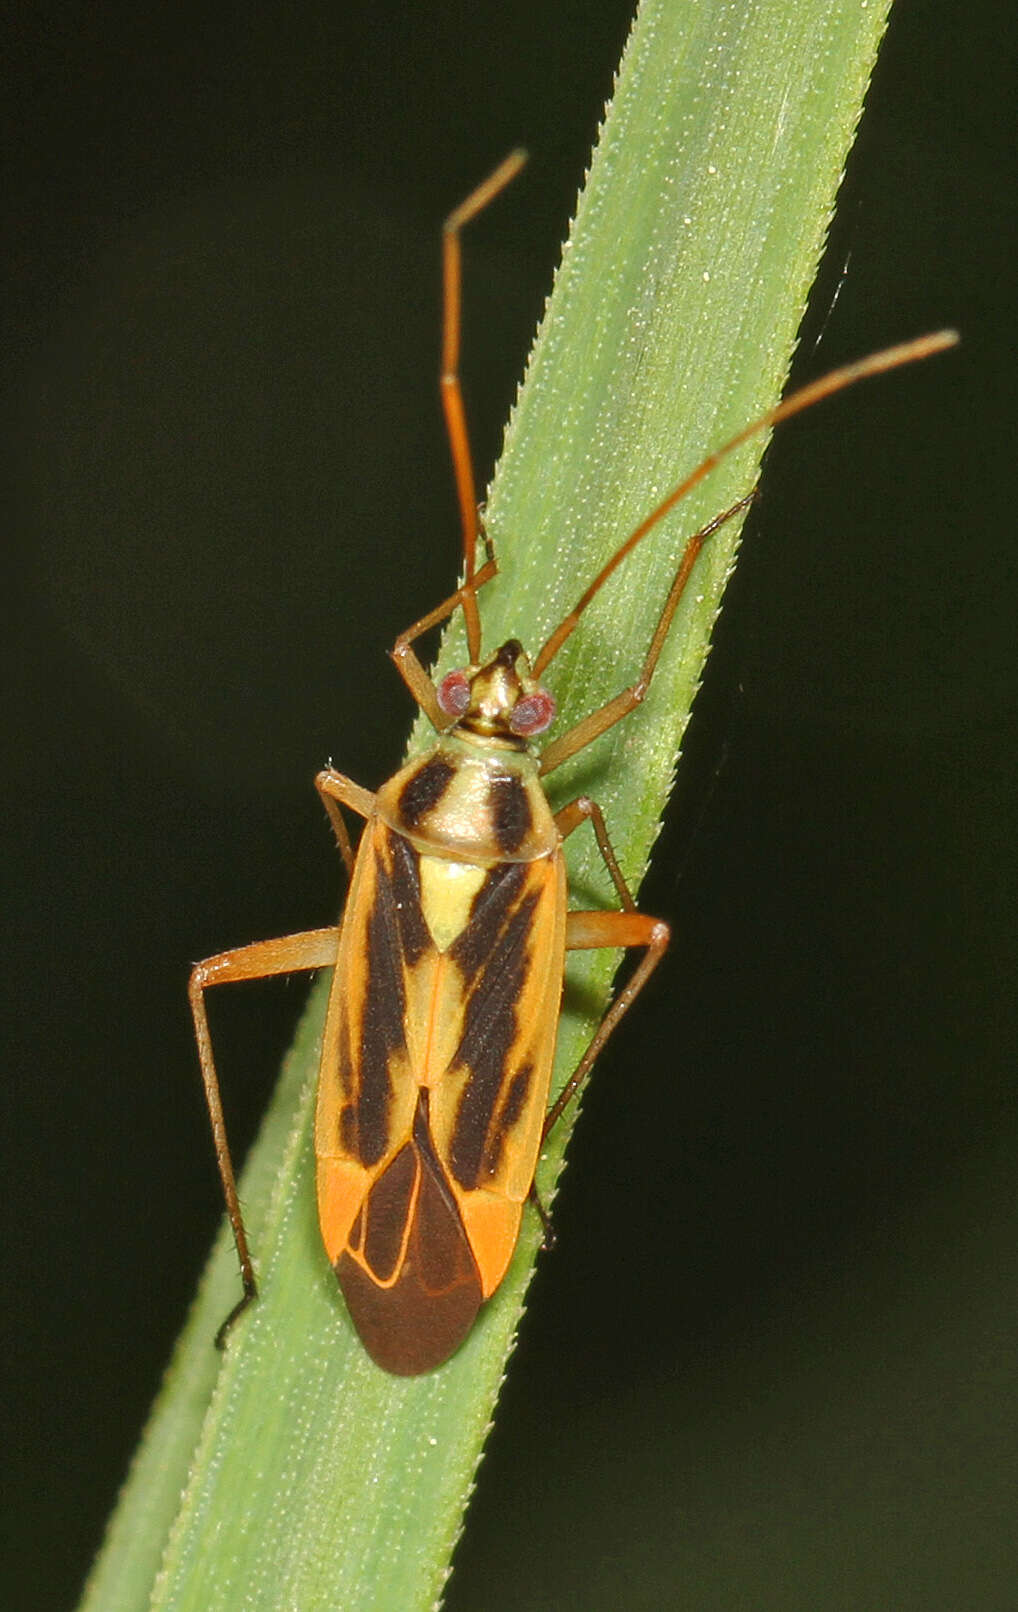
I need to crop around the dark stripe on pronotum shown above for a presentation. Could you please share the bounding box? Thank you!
[397,756,456,828]
[489,770,533,856]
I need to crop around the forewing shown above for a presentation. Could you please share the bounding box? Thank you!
[429,853,566,1291]
[315,820,428,1261]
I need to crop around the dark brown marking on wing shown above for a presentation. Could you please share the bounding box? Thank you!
[397,756,456,828]
[335,1091,483,1375]
[482,1060,535,1178]
[386,833,430,967]
[488,1060,535,1163]
[448,884,541,1189]
[410,1087,480,1241]
[489,770,532,855]
[334,1012,358,1151]
[339,1102,358,1155]
[354,842,409,1166]
[448,860,528,978]
[361,1140,417,1283]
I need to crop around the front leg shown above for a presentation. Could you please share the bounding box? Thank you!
[315,768,376,878]
[389,551,498,729]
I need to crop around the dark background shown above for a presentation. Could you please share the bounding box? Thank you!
[4,3,1014,1608]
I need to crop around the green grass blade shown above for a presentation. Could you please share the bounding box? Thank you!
[79,1,917,1606]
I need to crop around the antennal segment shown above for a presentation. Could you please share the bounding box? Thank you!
[532,329,959,680]
[441,148,527,663]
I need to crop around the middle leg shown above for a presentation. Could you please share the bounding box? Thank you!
[543,795,671,1139]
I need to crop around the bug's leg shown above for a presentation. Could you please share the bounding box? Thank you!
[555,794,637,909]
[542,796,670,1141]
[538,494,755,777]
[544,908,670,1141]
[389,553,498,728]
[315,768,375,878]
[189,927,340,1343]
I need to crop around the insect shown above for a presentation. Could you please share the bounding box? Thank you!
[189,151,956,1375]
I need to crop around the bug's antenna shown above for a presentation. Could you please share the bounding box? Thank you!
[441,149,528,663]
[533,329,959,679]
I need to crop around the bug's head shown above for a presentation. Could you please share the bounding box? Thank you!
[436,639,556,746]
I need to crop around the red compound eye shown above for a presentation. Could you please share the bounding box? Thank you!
[509,690,556,737]
[437,669,471,717]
